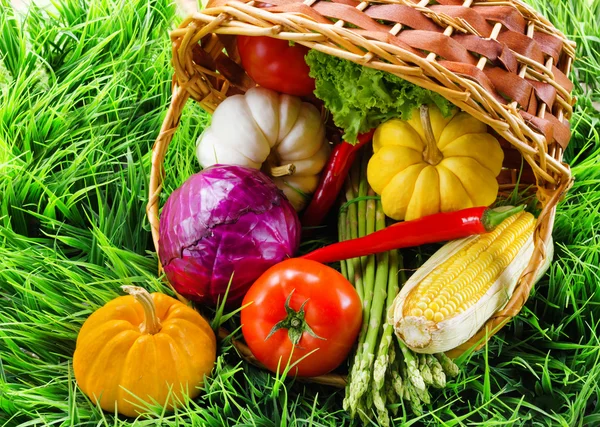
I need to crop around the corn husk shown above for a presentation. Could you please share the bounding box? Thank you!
[389,227,554,354]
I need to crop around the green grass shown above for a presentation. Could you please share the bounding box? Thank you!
[1,0,600,425]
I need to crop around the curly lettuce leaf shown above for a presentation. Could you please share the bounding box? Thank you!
[305,50,455,143]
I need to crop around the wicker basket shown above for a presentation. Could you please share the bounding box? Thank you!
[147,0,576,387]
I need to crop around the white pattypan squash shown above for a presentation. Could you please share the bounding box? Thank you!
[196,87,330,211]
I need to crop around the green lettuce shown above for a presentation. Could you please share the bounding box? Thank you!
[305,50,455,143]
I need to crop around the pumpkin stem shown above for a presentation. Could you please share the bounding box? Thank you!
[267,163,296,177]
[264,151,296,177]
[121,286,162,335]
[420,105,443,166]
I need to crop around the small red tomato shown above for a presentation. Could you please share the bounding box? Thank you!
[241,258,362,377]
[237,36,315,97]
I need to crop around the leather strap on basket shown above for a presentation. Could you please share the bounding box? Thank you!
[215,0,574,150]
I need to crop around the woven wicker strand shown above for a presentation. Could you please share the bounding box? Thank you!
[147,0,576,387]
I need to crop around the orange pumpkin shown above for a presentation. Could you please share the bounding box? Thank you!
[73,286,216,417]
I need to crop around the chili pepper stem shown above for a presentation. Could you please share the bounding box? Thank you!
[483,205,526,230]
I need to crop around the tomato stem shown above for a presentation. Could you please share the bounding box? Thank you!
[265,289,325,346]
[121,286,162,335]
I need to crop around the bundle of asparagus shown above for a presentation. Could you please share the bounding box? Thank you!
[339,149,460,425]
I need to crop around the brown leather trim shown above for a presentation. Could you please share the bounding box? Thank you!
[397,30,477,64]
[472,6,527,33]
[364,4,442,32]
[214,51,255,91]
[429,5,494,37]
[312,2,390,32]
[552,65,574,93]
[533,31,564,63]
[544,113,571,149]
[452,34,518,73]
[519,110,554,145]
[432,0,467,5]
[497,29,546,64]
[263,3,333,24]
[353,30,426,58]
[527,89,538,115]
[330,0,360,7]
[192,44,217,70]
[483,66,533,109]
[519,111,570,149]
[439,60,506,104]
[498,44,519,74]
[527,79,557,109]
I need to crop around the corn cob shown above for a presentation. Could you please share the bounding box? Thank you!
[389,208,553,353]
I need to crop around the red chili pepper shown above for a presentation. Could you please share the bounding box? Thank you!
[301,205,525,264]
[301,130,375,228]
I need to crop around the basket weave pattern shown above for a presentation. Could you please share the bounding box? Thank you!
[147,0,576,385]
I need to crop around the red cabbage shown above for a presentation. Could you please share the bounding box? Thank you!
[158,165,301,305]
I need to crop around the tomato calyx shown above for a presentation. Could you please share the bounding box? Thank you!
[265,289,326,346]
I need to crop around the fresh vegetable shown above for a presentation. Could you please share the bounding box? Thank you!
[158,165,301,305]
[237,36,315,97]
[240,258,362,377]
[390,208,554,353]
[305,50,454,143]
[73,286,216,418]
[196,87,329,211]
[301,130,374,227]
[302,205,526,264]
[339,158,459,425]
[368,104,505,221]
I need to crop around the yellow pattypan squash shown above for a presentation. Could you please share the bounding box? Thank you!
[367,105,504,221]
[73,286,216,417]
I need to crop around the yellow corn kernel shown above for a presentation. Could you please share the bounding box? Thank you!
[403,211,535,321]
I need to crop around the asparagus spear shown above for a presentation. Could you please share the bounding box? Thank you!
[435,352,460,378]
[397,338,426,393]
[419,354,434,386]
[373,250,401,390]
[338,207,348,279]
[344,178,362,299]
[347,200,390,409]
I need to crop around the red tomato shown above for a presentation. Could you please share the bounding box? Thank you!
[237,36,316,97]
[241,258,362,377]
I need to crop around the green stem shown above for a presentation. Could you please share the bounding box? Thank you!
[338,209,348,280]
[265,290,324,345]
[347,212,390,411]
[357,150,368,241]
[344,179,363,299]
[482,204,526,231]
[373,250,401,391]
